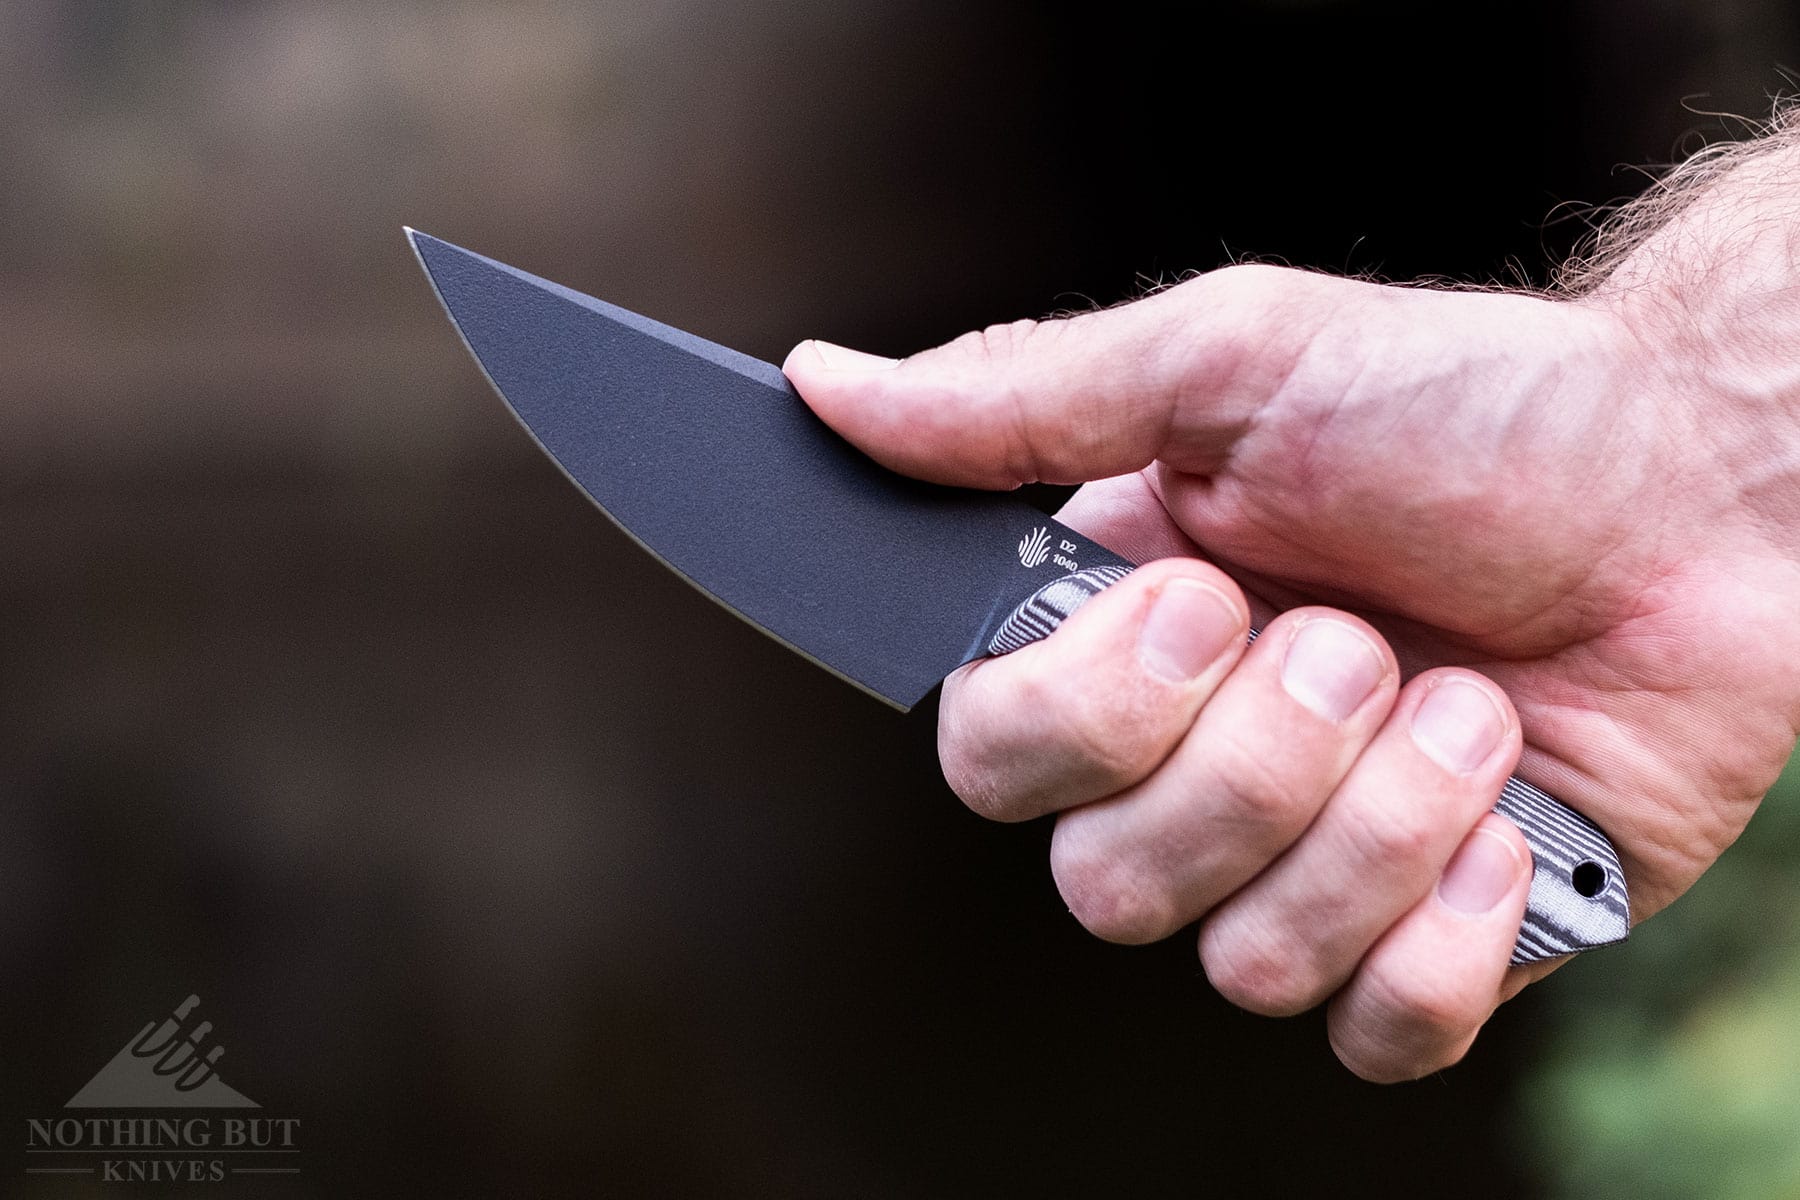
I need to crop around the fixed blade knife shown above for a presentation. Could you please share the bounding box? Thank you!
[405,228,1629,965]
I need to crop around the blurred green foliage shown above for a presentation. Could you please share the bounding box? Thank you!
[1522,758,1800,1200]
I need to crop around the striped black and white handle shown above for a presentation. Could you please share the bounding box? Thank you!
[985,566,1630,965]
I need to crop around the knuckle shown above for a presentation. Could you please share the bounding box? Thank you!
[1343,797,1439,866]
[1177,263,1310,330]
[1337,967,1484,1082]
[1199,920,1324,1017]
[938,745,1013,823]
[1028,666,1166,793]
[1331,1034,1422,1085]
[1201,261,1291,302]
[951,318,1045,369]
[968,318,1071,483]
[1057,701,1156,792]
[987,317,1047,359]
[1050,832,1178,945]
[1334,1027,1469,1085]
[1375,965,1482,1039]
[1205,729,1319,843]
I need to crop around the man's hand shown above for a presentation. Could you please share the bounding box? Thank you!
[782,123,1800,1080]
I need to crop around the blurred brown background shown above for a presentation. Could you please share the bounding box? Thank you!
[5,2,1800,1196]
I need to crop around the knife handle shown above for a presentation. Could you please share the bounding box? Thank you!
[984,567,1630,965]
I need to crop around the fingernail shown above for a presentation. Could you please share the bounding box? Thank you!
[1138,579,1242,682]
[809,340,901,371]
[1280,619,1386,722]
[1437,827,1526,915]
[1411,679,1506,774]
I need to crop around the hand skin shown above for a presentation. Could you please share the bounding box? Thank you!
[783,123,1800,1082]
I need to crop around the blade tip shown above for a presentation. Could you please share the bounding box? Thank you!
[404,225,453,253]
[402,227,451,280]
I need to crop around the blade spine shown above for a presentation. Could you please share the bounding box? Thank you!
[403,227,917,713]
[407,229,785,389]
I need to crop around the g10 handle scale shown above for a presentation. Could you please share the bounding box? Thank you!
[984,565,1630,965]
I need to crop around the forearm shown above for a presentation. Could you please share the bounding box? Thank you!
[1563,106,1800,313]
[1566,108,1800,569]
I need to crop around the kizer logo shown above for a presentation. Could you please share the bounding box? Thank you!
[24,995,300,1185]
[1017,526,1052,569]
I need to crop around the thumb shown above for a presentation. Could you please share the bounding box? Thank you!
[781,264,1337,489]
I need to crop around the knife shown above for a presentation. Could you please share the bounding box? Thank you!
[405,228,1629,965]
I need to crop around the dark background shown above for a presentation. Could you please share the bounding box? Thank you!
[4,1,1799,1196]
